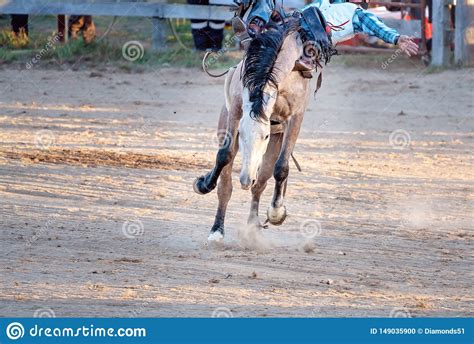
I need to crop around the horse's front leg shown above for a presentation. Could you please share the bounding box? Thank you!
[267,113,303,225]
[193,108,240,195]
[208,136,238,241]
[248,133,283,228]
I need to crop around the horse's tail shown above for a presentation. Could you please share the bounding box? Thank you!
[224,66,237,112]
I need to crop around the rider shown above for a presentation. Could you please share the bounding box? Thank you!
[235,0,419,69]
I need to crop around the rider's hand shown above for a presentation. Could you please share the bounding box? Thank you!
[397,35,419,57]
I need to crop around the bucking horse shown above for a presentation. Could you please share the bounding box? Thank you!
[193,11,335,243]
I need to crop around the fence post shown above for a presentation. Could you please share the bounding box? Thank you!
[454,0,474,66]
[420,0,427,54]
[431,0,451,66]
[57,15,68,43]
[152,17,168,51]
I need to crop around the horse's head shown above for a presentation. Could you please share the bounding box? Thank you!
[239,25,301,190]
[238,87,273,189]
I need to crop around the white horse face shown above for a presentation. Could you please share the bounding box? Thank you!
[238,88,274,190]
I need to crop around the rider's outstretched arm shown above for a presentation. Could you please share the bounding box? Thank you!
[352,8,399,44]
[352,8,419,56]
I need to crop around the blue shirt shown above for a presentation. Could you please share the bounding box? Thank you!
[352,8,400,45]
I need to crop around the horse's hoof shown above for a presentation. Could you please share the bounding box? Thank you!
[208,231,224,243]
[266,205,287,226]
[193,176,217,195]
[208,223,224,244]
[193,177,205,195]
[193,176,213,195]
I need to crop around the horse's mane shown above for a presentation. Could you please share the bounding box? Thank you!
[242,24,295,122]
[242,17,337,121]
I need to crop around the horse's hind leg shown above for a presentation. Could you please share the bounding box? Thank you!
[248,133,283,227]
[267,114,303,225]
[208,138,237,242]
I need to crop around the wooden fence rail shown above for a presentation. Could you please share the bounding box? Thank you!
[1,0,425,53]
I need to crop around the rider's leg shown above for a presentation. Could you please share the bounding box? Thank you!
[232,0,274,43]
[295,3,358,70]
[246,0,274,37]
[245,0,273,24]
[295,4,331,71]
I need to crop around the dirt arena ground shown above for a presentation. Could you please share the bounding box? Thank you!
[0,62,472,317]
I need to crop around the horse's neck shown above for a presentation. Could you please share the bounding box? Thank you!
[271,34,309,120]
[273,33,302,83]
